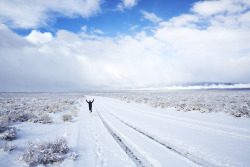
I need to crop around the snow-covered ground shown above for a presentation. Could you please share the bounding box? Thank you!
[0,93,135,167]
[99,90,250,117]
[1,92,250,167]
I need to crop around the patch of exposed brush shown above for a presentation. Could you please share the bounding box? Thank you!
[61,114,72,122]
[0,119,17,141]
[70,109,78,117]
[1,142,17,152]
[19,137,77,166]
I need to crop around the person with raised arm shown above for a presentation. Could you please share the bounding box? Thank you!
[86,98,94,113]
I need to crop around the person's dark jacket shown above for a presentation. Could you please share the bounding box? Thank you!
[86,99,94,110]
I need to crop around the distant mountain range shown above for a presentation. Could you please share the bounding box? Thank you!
[178,82,237,87]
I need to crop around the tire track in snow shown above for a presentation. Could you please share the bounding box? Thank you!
[106,99,250,140]
[107,99,248,132]
[94,105,156,167]
[129,105,247,132]
[99,103,217,167]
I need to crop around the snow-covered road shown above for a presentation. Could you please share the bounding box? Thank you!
[71,98,136,167]
[83,96,250,167]
[1,94,250,167]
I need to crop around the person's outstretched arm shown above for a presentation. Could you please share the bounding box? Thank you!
[92,99,94,103]
[86,99,88,103]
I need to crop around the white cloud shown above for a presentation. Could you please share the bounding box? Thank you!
[191,0,248,16]
[123,0,138,8]
[0,0,102,28]
[164,14,198,28]
[154,0,250,84]
[26,30,53,45]
[81,25,88,32]
[117,0,138,11]
[0,25,170,91]
[81,26,104,35]
[141,10,162,23]
[1,0,250,91]
[129,25,139,31]
[91,28,104,34]
[0,24,31,48]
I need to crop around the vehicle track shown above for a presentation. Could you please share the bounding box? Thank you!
[106,99,248,131]
[105,99,250,140]
[94,105,154,167]
[99,102,217,167]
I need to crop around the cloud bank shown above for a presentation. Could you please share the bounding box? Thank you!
[0,0,250,91]
[0,0,102,28]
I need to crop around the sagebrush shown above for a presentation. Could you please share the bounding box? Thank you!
[0,119,17,141]
[2,142,16,152]
[19,137,77,166]
[70,110,78,117]
[62,114,72,122]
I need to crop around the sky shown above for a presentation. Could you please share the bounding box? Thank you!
[0,0,250,92]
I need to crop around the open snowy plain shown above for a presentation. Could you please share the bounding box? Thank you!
[0,90,250,167]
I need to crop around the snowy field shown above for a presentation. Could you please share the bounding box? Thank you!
[0,91,250,167]
[100,89,250,117]
[0,93,85,166]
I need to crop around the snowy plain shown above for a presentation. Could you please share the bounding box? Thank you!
[0,90,250,167]
[100,90,250,117]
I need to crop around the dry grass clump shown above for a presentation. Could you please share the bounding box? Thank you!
[61,114,72,122]
[39,115,53,124]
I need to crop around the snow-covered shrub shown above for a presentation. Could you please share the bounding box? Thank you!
[29,114,53,124]
[1,116,14,140]
[0,93,84,125]
[19,137,70,166]
[2,142,16,152]
[192,104,201,111]
[0,117,10,133]
[39,115,53,124]
[0,126,17,141]
[234,113,242,117]
[160,103,165,108]
[61,114,72,122]
[10,111,31,122]
[67,151,78,160]
[70,110,78,117]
